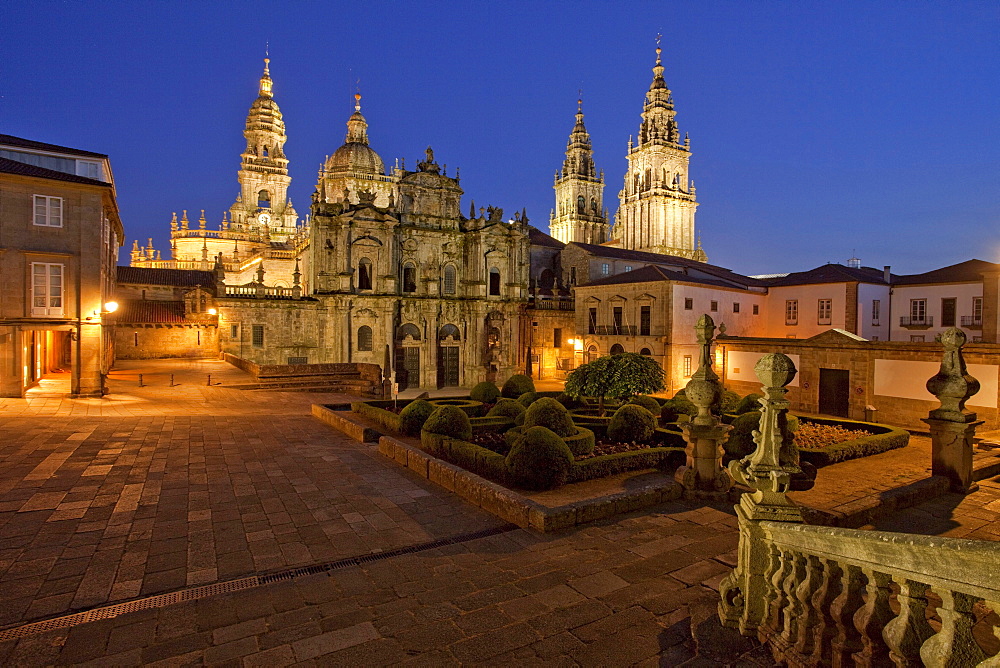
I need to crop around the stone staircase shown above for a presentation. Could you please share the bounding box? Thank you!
[226,369,383,396]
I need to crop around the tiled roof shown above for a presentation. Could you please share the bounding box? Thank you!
[583,264,753,291]
[528,226,565,249]
[0,156,109,187]
[568,242,764,288]
[893,259,1000,285]
[0,134,107,158]
[112,300,186,323]
[762,263,891,287]
[116,266,216,288]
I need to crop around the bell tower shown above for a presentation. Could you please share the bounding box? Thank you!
[550,98,608,245]
[614,40,705,261]
[229,58,298,239]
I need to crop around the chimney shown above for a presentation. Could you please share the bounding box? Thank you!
[883,265,891,283]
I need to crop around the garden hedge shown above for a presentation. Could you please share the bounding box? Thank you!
[428,399,484,417]
[568,447,685,483]
[350,400,404,433]
[399,399,435,436]
[795,416,910,467]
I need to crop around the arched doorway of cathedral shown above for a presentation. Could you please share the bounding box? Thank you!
[395,323,421,391]
[437,325,461,388]
[610,344,625,355]
[485,325,502,383]
[586,345,599,364]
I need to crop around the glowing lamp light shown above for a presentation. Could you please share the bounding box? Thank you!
[207,308,218,315]
[103,301,118,313]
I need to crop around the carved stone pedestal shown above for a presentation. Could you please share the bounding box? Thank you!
[675,422,733,498]
[923,417,982,493]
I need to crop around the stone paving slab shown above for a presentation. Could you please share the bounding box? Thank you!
[864,476,1000,541]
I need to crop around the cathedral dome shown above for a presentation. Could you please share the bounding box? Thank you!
[326,99,385,175]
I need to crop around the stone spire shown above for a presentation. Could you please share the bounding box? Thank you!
[562,98,596,179]
[345,93,369,145]
[639,36,680,146]
[550,95,607,245]
[258,57,273,98]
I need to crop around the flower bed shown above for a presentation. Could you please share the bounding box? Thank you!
[794,416,910,467]
[350,399,414,432]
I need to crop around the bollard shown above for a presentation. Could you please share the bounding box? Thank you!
[138,374,143,387]
[207,374,211,386]
[170,374,175,387]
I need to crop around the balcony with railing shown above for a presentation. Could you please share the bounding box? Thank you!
[900,315,934,328]
[962,315,983,329]
[593,324,638,336]
[528,296,575,311]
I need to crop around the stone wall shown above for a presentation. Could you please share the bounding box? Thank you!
[113,324,218,360]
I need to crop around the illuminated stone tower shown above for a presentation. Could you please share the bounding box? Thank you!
[614,41,705,261]
[549,98,608,245]
[229,58,298,238]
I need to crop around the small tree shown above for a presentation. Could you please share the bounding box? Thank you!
[564,352,666,416]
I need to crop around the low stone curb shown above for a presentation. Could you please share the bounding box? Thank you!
[376,435,683,532]
[311,405,383,443]
[801,475,952,528]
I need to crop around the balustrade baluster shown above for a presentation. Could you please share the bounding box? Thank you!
[921,590,987,666]
[830,563,866,668]
[778,551,807,653]
[852,568,894,666]
[809,558,843,665]
[883,579,933,667]
[763,546,791,642]
[792,554,823,658]
[978,599,1000,667]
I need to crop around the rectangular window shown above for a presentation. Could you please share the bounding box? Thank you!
[733,302,740,313]
[230,324,238,338]
[30,262,64,316]
[553,328,562,348]
[753,304,759,315]
[817,299,832,325]
[588,308,597,334]
[33,195,63,227]
[785,300,798,325]
[570,267,576,285]
[624,265,633,272]
[134,332,138,346]
[941,298,956,327]
[684,298,693,310]
[197,330,201,345]
[601,263,610,276]
[910,299,926,323]
[872,300,881,326]
[710,300,718,312]
[683,355,692,377]
[973,297,983,323]
[640,306,651,336]
[76,160,101,179]
[910,335,925,342]
[251,324,264,347]
[613,306,623,333]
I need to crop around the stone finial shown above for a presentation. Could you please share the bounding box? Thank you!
[685,314,721,425]
[255,262,266,284]
[728,353,803,522]
[181,210,189,230]
[170,212,178,231]
[926,327,981,422]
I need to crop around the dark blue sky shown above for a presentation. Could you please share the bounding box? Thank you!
[4,1,997,275]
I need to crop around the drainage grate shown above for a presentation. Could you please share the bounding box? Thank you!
[0,524,518,642]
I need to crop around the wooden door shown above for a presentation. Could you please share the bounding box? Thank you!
[819,368,850,417]
[438,346,459,387]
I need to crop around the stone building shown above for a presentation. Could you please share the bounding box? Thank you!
[548,99,608,245]
[0,134,124,396]
[611,43,705,261]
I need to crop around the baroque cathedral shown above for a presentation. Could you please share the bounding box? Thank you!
[128,43,704,389]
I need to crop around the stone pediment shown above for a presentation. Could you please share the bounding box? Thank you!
[805,329,868,345]
[584,296,601,305]
[609,294,628,303]
[635,292,656,302]
[352,234,383,247]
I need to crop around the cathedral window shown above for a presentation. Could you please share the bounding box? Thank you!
[577,196,585,214]
[257,190,271,208]
[403,263,417,293]
[358,258,372,290]
[251,325,264,347]
[357,326,373,351]
[591,198,597,213]
[443,265,457,295]
[262,146,269,157]
[488,268,501,296]
[645,169,651,189]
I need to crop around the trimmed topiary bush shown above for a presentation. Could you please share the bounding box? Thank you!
[422,405,472,441]
[735,393,763,415]
[522,397,576,437]
[720,390,741,414]
[486,398,525,420]
[501,374,535,399]
[556,393,588,409]
[628,395,662,414]
[608,404,657,443]
[399,399,435,436]
[470,381,501,404]
[517,391,542,407]
[660,397,698,423]
[673,389,688,399]
[505,426,573,490]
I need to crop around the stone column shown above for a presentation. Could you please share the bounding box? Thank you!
[922,328,982,493]
[719,353,804,635]
[675,314,733,496]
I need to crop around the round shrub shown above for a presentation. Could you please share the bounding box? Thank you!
[487,398,525,420]
[556,393,588,409]
[501,374,535,399]
[522,397,576,437]
[470,381,500,404]
[660,397,698,423]
[399,399,434,436]
[735,393,763,415]
[421,406,472,441]
[724,411,799,461]
[628,395,662,414]
[514,411,525,426]
[673,388,688,399]
[720,390,741,414]
[505,426,573,490]
[517,391,542,407]
[563,427,596,456]
[608,404,657,443]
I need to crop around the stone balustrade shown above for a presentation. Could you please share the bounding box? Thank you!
[756,521,999,666]
[223,284,299,299]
